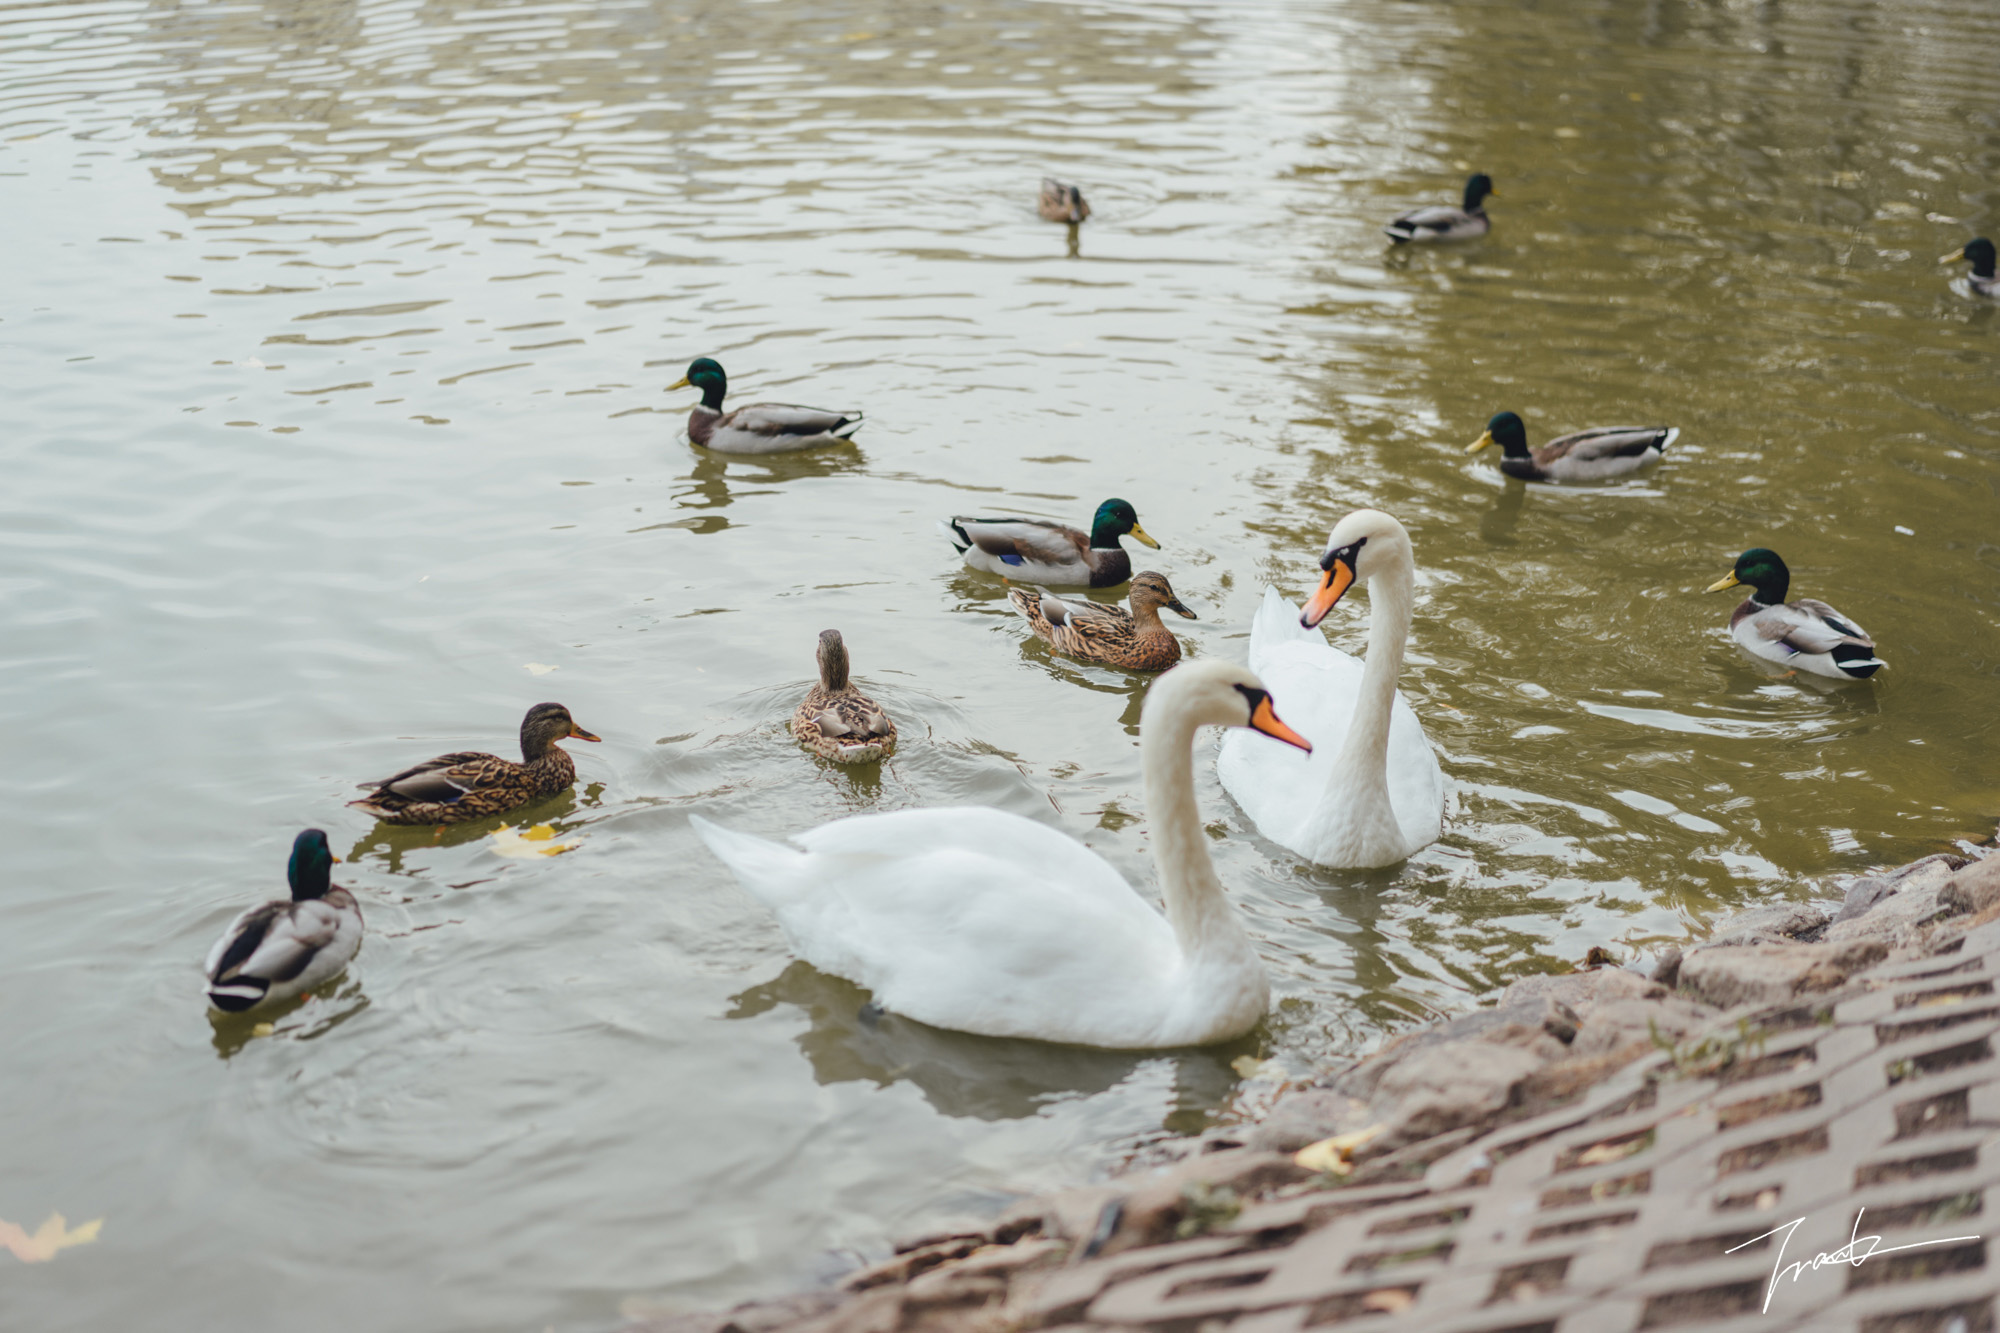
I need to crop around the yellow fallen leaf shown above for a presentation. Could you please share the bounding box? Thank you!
[1362,1288,1414,1313]
[523,662,557,676]
[251,1022,274,1037]
[1230,1055,1266,1078]
[490,824,580,858]
[0,1213,102,1263]
[1294,1123,1383,1175]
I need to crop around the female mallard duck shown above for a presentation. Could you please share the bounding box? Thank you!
[1384,173,1495,244]
[1468,411,1677,482]
[349,702,601,825]
[1706,549,1885,680]
[204,830,362,1013]
[1940,238,1997,298]
[793,630,897,764]
[1039,177,1090,224]
[941,498,1157,588]
[689,660,1312,1049]
[1009,571,1195,671]
[667,357,863,455]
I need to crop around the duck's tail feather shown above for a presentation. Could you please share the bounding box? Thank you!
[1832,643,1886,678]
[1383,224,1414,244]
[206,980,269,1013]
[936,518,971,555]
[689,814,810,907]
[1658,427,1680,453]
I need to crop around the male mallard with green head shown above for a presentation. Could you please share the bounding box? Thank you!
[1385,173,1495,244]
[667,357,864,455]
[1468,410,1677,482]
[941,498,1157,588]
[1009,571,1196,671]
[1940,238,1997,299]
[1038,178,1090,224]
[792,630,897,764]
[203,829,363,1014]
[350,702,601,825]
[1706,549,1884,681]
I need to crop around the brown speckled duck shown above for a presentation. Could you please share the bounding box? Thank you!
[349,702,600,825]
[667,357,863,455]
[1009,571,1195,671]
[1038,178,1090,224]
[792,630,897,764]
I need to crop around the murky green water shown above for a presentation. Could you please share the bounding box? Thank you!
[4,0,1997,1327]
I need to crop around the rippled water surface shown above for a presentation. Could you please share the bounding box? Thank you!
[5,0,1998,1327]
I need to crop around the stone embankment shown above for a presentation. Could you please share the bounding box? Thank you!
[642,851,2000,1333]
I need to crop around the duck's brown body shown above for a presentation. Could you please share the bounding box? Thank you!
[1009,571,1194,671]
[792,631,896,764]
[349,703,599,825]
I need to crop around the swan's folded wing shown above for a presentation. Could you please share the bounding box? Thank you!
[1245,585,1313,674]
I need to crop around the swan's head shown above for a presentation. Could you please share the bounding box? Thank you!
[1302,509,1412,628]
[1143,660,1310,752]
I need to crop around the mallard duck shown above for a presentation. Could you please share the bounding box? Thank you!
[350,702,601,825]
[1940,238,1997,298]
[1217,511,1446,869]
[1009,571,1194,671]
[940,499,1156,588]
[1038,177,1090,224]
[666,357,863,455]
[793,630,897,764]
[1706,549,1885,680]
[1468,411,1677,482]
[689,660,1312,1049]
[1384,173,1495,244]
[204,829,363,1013]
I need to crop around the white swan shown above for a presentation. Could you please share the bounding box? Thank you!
[690,660,1312,1049]
[1217,510,1445,868]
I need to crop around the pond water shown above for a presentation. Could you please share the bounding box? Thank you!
[3,0,1997,1328]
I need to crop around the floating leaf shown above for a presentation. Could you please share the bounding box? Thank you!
[1294,1123,1383,1175]
[1362,1288,1414,1313]
[523,662,557,676]
[490,823,580,858]
[251,1022,275,1037]
[1,1213,102,1264]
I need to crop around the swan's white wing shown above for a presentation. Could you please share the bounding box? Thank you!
[692,810,1184,1044]
[1220,587,1444,859]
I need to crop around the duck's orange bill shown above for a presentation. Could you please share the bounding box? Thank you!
[1301,560,1355,628]
[1250,697,1312,753]
[570,724,603,742]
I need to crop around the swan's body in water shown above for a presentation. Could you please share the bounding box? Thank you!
[1218,510,1445,868]
[691,661,1311,1049]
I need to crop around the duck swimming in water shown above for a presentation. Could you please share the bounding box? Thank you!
[1467,411,1677,483]
[1940,238,1997,299]
[1385,173,1495,244]
[941,498,1158,588]
[203,830,363,1014]
[1706,548,1885,681]
[667,357,864,455]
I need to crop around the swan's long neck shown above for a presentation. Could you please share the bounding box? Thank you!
[1327,551,1415,807]
[1144,708,1251,961]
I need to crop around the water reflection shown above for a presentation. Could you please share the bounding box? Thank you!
[727,960,1244,1125]
[209,981,371,1060]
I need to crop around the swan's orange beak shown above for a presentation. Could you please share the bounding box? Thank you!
[1249,695,1312,753]
[1301,559,1355,628]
